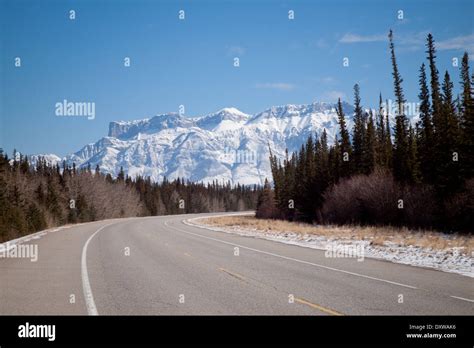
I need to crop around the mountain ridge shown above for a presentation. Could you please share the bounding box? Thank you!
[31,101,357,185]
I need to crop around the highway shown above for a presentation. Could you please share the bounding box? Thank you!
[1,212,473,315]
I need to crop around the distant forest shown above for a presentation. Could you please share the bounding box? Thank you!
[0,153,259,242]
[257,31,473,233]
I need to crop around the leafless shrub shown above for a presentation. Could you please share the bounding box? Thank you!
[322,169,438,229]
[444,178,474,232]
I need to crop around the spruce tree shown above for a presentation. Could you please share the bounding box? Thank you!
[315,131,329,194]
[117,166,125,181]
[281,149,296,220]
[389,29,411,183]
[385,99,393,168]
[435,71,462,196]
[352,84,366,173]
[363,110,376,174]
[336,98,352,177]
[426,33,443,134]
[407,124,420,183]
[0,176,8,241]
[314,130,330,222]
[459,52,474,178]
[376,93,387,167]
[294,144,306,219]
[328,137,341,183]
[269,147,285,218]
[301,136,316,222]
[417,62,435,183]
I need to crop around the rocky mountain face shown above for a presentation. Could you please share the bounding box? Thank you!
[34,102,356,185]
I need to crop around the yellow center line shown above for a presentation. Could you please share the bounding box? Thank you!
[215,265,342,315]
[218,267,247,282]
[295,297,344,316]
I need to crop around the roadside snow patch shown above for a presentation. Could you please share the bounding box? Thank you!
[185,216,473,278]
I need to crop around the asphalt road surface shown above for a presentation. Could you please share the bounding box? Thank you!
[1,212,473,315]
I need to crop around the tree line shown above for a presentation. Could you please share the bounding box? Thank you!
[0,152,259,242]
[257,31,473,232]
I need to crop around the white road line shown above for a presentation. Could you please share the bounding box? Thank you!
[450,295,474,303]
[165,220,418,290]
[81,223,114,316]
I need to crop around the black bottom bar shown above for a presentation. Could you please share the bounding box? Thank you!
[0,316,472,346]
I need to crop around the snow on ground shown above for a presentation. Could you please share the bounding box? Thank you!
[185,216,474,278]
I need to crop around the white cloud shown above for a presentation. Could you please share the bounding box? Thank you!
[436,34,474,55]
[339,33,386,43]
[320,76,336,83]
[255,83,295,91]
[399,30,429,46]
[226,45,246,56]
[339,30,427,47]
[339,31,474,55]
[322,90,346,102]
[314,76,337,85]
[316,38,329,49]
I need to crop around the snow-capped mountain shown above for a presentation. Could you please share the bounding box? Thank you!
[37,102,355,185]
[28,154,62,166]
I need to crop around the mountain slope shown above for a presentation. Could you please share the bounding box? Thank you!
[42,101,356,185]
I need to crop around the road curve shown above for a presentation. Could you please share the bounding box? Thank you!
[0,212,473,315]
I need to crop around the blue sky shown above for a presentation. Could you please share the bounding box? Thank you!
[1,0,473,156]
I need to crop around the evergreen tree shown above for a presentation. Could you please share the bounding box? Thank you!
[328,136,341,183]
[363,110,376,174]
[352,84,366,173]
[375,93,387,167]
[46,178,62,221]
[255,178,275,219]
[417,62,435,183]
[459,52,474,178]
[11,185,25,208]
[19,156,29,174]
[281,149,296,220]
[314,130,330,219]
[389,29,412,183]
[435,71,462,196]
[0,176,8,240]
[385,99,393,168]
[117,166,125,181]
[407,125,420,183]
[0,149,8,174]
[336,98,352,177]
[26,203,46,232]
[426,33,443,134]
[269,147,285,218]
[35,182,45,205]
[298,136,317,222]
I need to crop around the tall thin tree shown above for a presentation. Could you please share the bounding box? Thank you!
[389,29,411,183]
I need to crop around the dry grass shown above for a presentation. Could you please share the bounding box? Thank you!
[198,215,474,256]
